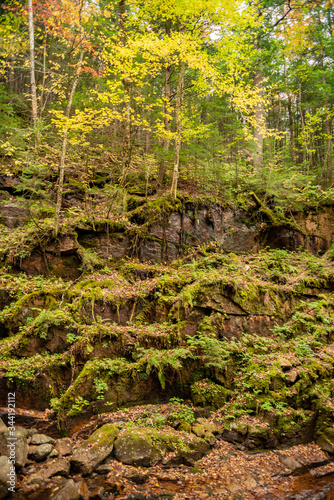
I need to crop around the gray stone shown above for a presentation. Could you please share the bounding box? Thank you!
[0,203,28,228]
[50,479,79,500]
[0,456,16,500]
[29,443,53,461]
[30,433,55,445]
[27,428,38,438]
[15,426,29,438]
[71,424,119,475]
[0,428,28,468]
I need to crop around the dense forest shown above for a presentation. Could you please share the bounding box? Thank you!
[2,0,334,214]
[3,1,334,499]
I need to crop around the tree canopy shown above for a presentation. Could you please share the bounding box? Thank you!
[1,0,334,230]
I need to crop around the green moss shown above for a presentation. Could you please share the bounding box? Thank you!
[191,379,228,409]
[88,423,119,446]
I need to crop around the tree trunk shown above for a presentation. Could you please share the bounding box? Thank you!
[322,65,332,186]
[158,64,172,185]
[254,68,264,169]
[28,0,38,143]
[144,124,150,154]
[158,20,171,186]
[119,0,131,182]
[54,48,84,237]
[171,62,185,199]
[287,94,294,162]
[121,81,131,180]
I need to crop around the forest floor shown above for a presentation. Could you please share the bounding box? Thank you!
[4,404,334,500]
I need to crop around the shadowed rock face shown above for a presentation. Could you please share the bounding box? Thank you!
[264,226,328,255]
[140,206,262,263]
[0,203,28,228]
[10,204,334,277]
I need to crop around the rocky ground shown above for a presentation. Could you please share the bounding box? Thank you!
[1,406,334,500]
[2,187,334,498]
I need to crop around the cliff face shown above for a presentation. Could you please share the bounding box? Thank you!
[1,192,334,450]
[1,192,333,276]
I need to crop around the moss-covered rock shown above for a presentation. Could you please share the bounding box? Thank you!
[71,423,119,475]
[114,427,210,467]
[317,427,334,454]
[191,379,228,409]
[192,420,216,446]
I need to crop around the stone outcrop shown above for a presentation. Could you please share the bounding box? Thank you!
[11,203,334,278]
[71,424,119,475]
[114,427,210,467]
[0,202,28,228]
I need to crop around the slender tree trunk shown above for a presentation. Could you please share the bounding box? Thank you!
[39,31,47,119]
[254,67,264,169]
[171,62,185,199]
[121,81,131,180]
[158,65,172,185]
[322,66,332,186]
[298,83,309,171]
[144,123,150,155]
[287,94,294,162]
[158,21,172,186]
[6,58,15,93]
[54,48,84,237]
[119,0,131,182]
[28,0,38,144]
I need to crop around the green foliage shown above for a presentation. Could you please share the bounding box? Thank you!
[168,398,195,425]
[77,247,104,273]
[93,378,108,400]
[67,396,90,417]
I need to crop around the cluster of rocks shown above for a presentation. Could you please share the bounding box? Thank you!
[0,417,216,499]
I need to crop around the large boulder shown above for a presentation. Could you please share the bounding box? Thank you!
[71,424,119,475]
[114,427,210,467]
[0,202,28,228]
[0,456,16,500]
[0,428,28,468]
